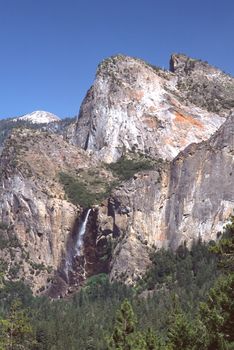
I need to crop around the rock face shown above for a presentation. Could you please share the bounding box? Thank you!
[0,129,91,293]
[170,54,234,115]
[70,54,234,284]
[99,114,234,283]
[165,114,234,247]
[72,55,227,163]
[0,128,114,296]
[0,53,233,293]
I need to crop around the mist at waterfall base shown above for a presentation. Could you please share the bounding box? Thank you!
[63,209,91,284]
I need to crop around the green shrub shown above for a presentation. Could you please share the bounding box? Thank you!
[8,263,20,278]
[59,172,114,208]
[30,262,46,271]
[108,155,155,180]
[85,273,109,289]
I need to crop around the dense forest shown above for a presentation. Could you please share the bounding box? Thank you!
[0,218,233,349]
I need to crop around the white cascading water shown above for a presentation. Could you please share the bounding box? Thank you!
[75,209,91,256]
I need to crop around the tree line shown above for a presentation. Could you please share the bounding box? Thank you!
[0,217,233,349]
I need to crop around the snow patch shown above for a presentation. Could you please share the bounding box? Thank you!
[14,111,60,124]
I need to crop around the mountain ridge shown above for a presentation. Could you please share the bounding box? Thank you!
[0,53,233,296]
[13,110,61,124]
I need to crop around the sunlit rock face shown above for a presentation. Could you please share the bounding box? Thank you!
[0,53,233,293]
[0,129,93,294]
[0,128,113,296]
[170,53,234,115]
[65,54,234,285]
[164,114,234,247]
[95,114,234,284]
[72,55,227,163]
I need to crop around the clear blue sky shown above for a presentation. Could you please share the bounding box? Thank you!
[0,0,233,119]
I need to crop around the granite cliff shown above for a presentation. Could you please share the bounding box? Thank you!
[0,53,233,295]
[72,54,229,162]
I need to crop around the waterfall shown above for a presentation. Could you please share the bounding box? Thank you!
[62,209,91,285]
[75,209,91,256]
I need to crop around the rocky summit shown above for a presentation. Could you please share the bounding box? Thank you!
[72,55,228,162]
[0,53,233,296]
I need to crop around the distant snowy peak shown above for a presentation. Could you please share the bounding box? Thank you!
[14,111,61,124]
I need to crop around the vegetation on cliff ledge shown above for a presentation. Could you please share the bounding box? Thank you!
[107,153,157,180]
[59,153,159,207]
[59,171,116,207]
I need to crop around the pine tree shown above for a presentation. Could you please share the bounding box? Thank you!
[200,216,234,349]
[107,299,147,350]
[167,311,195,350]
[199,274,234,349]
[144,328,159,350]
[214,216,234,272]
[0,299,36,350]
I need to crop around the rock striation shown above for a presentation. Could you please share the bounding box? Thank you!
[97,114,234,283]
